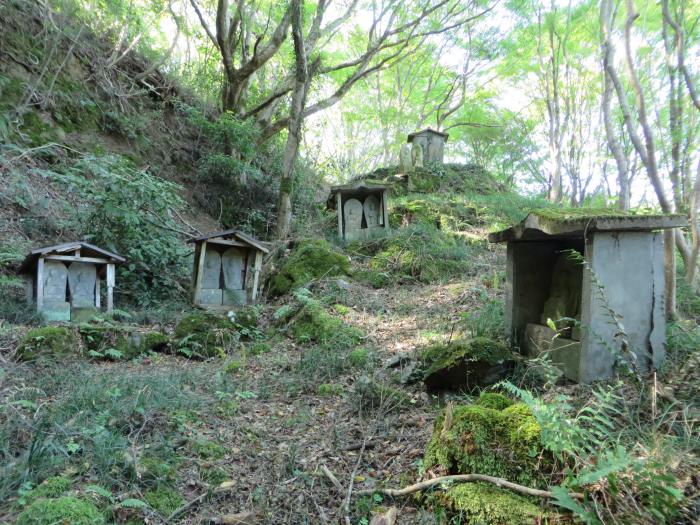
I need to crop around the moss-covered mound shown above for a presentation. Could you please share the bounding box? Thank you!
[144,486,185,516]
[363,224,472,286]
[437,482,544,525]
[390,194,479,231]
[22,476,72,504]
[421,337,515,391]
[79,323,141,360]
[173,312,237,358]
[269,240,350,296]
[16,496,105,525]
[423,394,550,488]
[16,326,78,360]
[286,291,364,350]
[141,331,171,353]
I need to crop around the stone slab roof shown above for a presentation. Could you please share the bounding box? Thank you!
[489,209,687,243]
[19,241,126,273]
[187,229,271,253]
[407,128,449,141]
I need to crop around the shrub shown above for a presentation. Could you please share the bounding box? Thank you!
[16,496,105,525]
[269,240,350,296]
[16,326,78,360]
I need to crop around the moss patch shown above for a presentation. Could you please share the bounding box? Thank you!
[141,332,170,353]
[474,392,513,410]
[23,476,72,504]
[421,337,514,391]
[438,482,544,525]
[173,312,238,358]
[423,398,550,488]
[79,323,141,360]
[144,487,185,516]
[16,326,77,360]
[17,496,105,525]
[269,240,350,296]
[289,298,363,350]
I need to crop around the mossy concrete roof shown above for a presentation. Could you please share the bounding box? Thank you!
[187,229,270,253]
[488,208,687,243]
[19,241,126,273]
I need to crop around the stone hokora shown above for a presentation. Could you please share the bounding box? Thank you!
[68,262,97,307]
[343,198,364,241]
[200,249,223,305]
[222,247,247,306]
[399,144,413,174]
[363,194,382,229]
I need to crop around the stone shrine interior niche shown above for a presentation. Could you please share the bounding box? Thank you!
[68,262,97,308]
[342,193,385,241]
[222,248,245,290]
[363,195,382,229]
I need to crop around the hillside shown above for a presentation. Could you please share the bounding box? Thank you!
[1,1,699,525]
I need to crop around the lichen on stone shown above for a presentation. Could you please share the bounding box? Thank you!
[268,239,350,296]
[16,326,77,360]
[16,496,105,525]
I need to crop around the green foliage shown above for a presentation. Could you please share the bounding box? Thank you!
[368,225,472,285]
[347,348,372,368]
[16,496,105,525]
[16,326,78,360]
[438,482,544,525]
[317,383,344,396]
[423,396,549,488]
[21,476,72,504]
[269,240,350,296]
[352,375,411,412]
[190,438,226,459]
[144,486,185,516]
[141,332,170,353]
[285,289,364,350]
[173,312,239,359]
[43,154,190,306]
[79,322,141,360]
[462,294,505,339]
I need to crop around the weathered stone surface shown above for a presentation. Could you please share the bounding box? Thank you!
[222,289,247,306]
[17,326,77,360]
[411,142,424,168]
[68,262,96,307]
[343,198,364,240]
[222,248,245,290]
[42,301,71,322]
[524,323,581,381]
[421,338,514,391]
[71,306,98,323]
[202,249,222,289]
[43,261,68,301]
[399,144,413,174]
[363,194,382,229]
[199,288,223,305]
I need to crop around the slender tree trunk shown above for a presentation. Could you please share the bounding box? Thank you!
[275,0,309,239]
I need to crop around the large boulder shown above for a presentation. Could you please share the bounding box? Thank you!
[421,337,515,391]
[268,240,350,296]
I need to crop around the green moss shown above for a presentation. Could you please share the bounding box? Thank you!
[422,337,511,378]
[79,323,141,360]
[24,476,72,503]
[290,302,363,350]
[173,312,237,358]
[439,482,543,525]
[531,207,629,222]
[475,392,513,410]
[269,240,350,296]
[333,303,351,315]
[191,439,226,459]
[16,496,105,525]
[347,348,371,368]
[144,487,185,516]
[233,306,259,330]
[139,456,177,483]
[423,400,550,488]
[142,332,170,353]
[317,383,344,396]
[250,341,271,355]
[16,326,77,360]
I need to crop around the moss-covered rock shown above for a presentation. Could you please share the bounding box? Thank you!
[474,392,513,410]
[173,312,238,359]
[269,240,350,296]
[16,326,77,360]
[438,482,544,525]
[290,300,363,350]
[421,337,515,391]
[17,496,105,525]
[144,487,185,516]
[232,306,259,330]
[423,397,550,488]
[79,323,142,360]
[141,332,170,353]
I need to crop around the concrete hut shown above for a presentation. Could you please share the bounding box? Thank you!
[188,229,270,308]
[407,128,448,165]
[488,210,687,383]
[19,241,125,322]
[329,181,390,241]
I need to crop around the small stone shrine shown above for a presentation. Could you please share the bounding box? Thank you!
[188,229,270,308]
[328,181,390,241]
[19,241,125,322]
[407,128,448,165]
[488,211,687,383]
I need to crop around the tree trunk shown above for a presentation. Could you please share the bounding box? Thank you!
[275,0,309,239]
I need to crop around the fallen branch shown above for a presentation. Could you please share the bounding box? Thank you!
[321,464,342,492]
[343,436,369,525]
[356,474,584,500]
